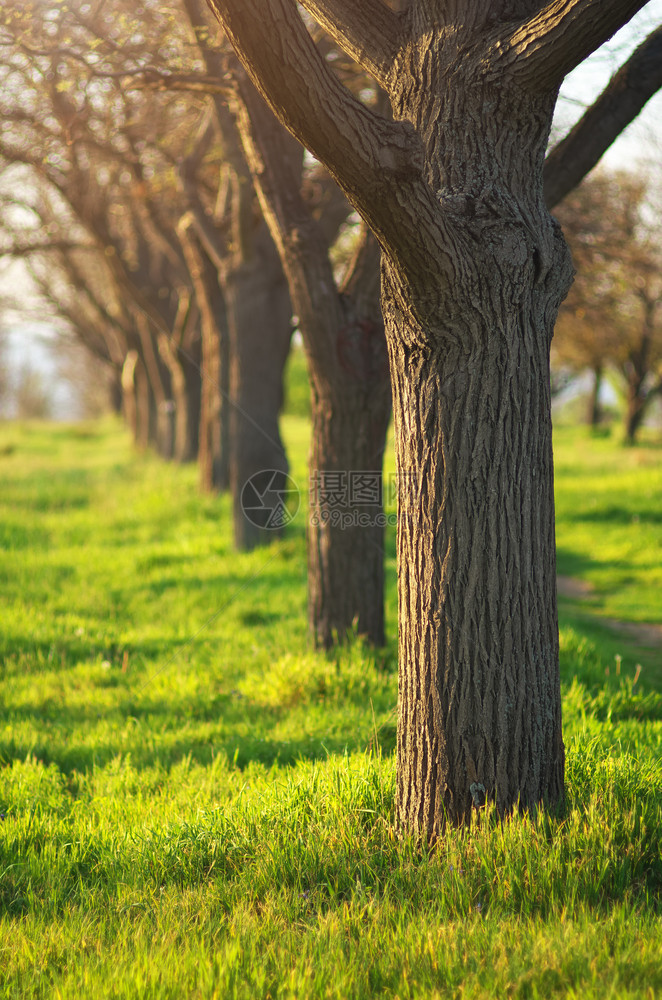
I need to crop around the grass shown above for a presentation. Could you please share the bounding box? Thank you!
[554,424,662,682]
[0,415,661,998]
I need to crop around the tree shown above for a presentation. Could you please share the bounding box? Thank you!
[227,63,391,647]
[0,0,293,527]
[208,0,658,834]
[554,171,662,440]
[151,0,394,639]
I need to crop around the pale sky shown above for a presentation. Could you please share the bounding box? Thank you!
[555,0,662,172]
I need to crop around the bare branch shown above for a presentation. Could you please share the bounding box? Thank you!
[206,0,422,222]
[503,0,652,92]
[297,0,402,86]
[544,24,662,207]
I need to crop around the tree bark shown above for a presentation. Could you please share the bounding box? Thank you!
[177,218,231,491]
[159,333,203,463]
[380,63,572,833]
[208,0,649,832]
[135,314,174,458]
[622,308,657,445]
[624,384,647,445]
[108,364,123,416]
[384,258,567,831]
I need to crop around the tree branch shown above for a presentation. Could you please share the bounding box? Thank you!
[229,70,344,382]
[205,0,422,225]
[296,0,402,86]
[503,0,652,92]
[544,24,662,208]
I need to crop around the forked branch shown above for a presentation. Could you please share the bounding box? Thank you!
[544,24,662,207]
[503,0,652,92]
[205,0,421,219]
[297,0,402,86]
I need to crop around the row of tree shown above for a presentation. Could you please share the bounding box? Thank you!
[1,0,661,831]
[554,171,662,441]
[0,0,395,648]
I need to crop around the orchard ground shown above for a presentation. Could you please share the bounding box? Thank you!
[0,390,660,998]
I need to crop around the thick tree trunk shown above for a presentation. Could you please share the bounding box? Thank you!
[199,306,230,492]
[206,0,651,837]
[223,77,392,645]
[380,68,573,834]
[623,322,655,445]
[133,354,154,450]
[385,257,568,833]
[181,338,202,461]
[308,379,391,648]
[588,365,603,427]
[224,228,293,550]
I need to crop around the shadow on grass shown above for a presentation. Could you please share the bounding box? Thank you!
[565,505,662,526]
[0,727,384,777]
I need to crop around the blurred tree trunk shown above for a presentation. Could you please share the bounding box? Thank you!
[588,365,603,427]
[224,226,293,550]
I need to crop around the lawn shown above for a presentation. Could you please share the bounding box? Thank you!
[0,413,660,999]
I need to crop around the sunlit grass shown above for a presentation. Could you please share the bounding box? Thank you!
[0,416,660,998]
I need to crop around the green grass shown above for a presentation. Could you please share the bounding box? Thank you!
[0,416,661,999]
[554,424,662,682]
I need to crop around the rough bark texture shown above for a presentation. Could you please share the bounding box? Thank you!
[382,37,572,833]
[208,0,651,832]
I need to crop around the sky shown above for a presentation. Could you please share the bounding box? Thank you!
[556,0,662,172]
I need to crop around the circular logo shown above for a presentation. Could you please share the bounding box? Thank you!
[240,470,300,530]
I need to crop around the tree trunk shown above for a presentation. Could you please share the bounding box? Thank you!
[197,248,231,492]
[624,380,647,444]
[224,227,293,550]
[160,335,203,463]
[206,0,651,837]
[225,83,392,645]
[180,337,202,461]
[133,354,153,450]
[379,71,573,835]
[588,365,603,427]
[121,351,139,443]
[308,379,391,648]
[135,315,174,459]
[108,365,123,416]
[384,254,568,833]
[623,318,655,445]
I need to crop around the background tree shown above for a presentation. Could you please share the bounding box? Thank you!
[554,170,662,440]
[209,0,660,834]
[0,0,294,543]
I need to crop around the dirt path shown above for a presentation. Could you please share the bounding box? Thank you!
[557,575,662,651]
